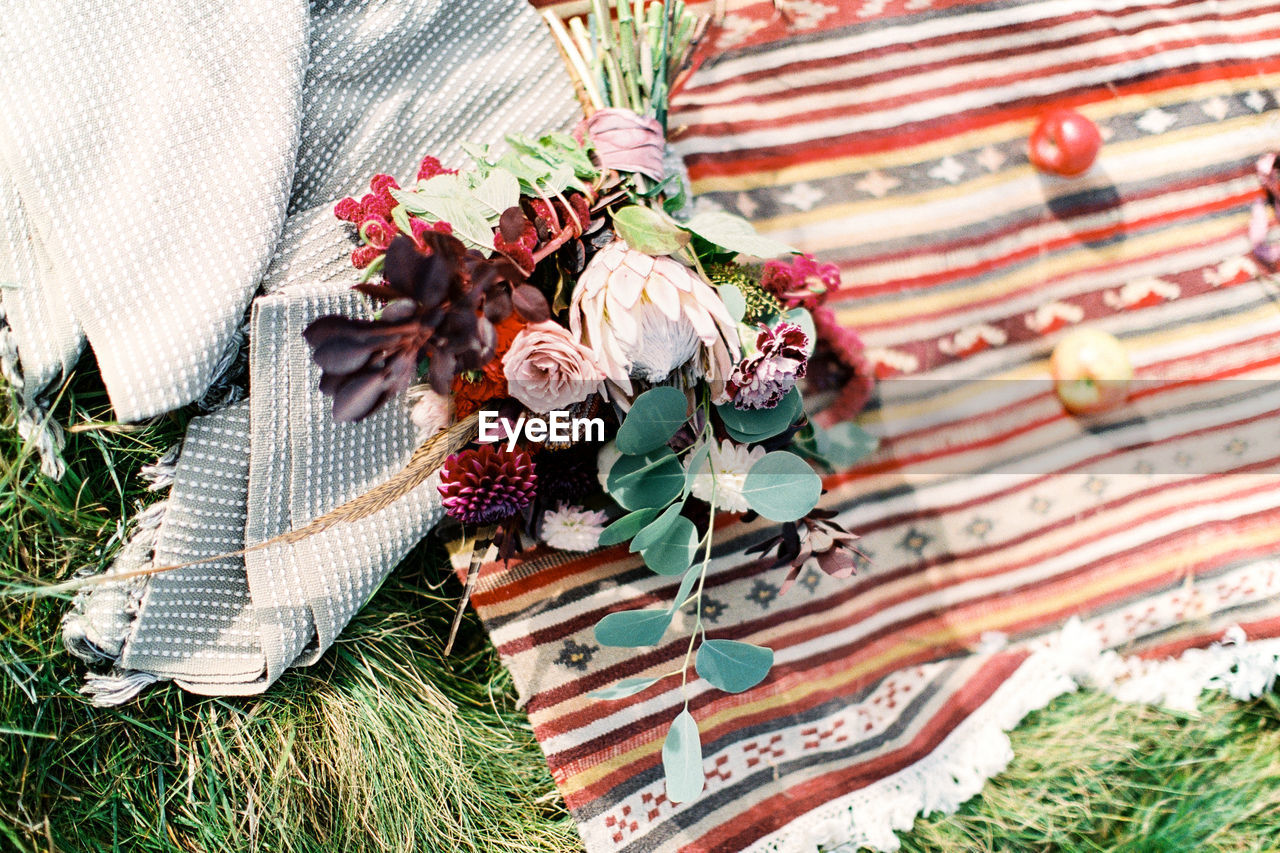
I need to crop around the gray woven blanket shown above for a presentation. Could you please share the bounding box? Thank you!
[0,0,578,702]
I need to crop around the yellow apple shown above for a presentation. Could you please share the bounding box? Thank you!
[1051,328,1132,414]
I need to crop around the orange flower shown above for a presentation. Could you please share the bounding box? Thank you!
[451,314,526,418]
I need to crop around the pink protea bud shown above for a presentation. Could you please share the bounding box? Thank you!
[438,445,538,525]
[351,244,382,269]
[360,215,396,251]
[334,196,364,223]
[417,155,455,182]
[580,108,666,181]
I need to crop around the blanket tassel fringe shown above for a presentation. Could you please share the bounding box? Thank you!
[747,619,1280,853]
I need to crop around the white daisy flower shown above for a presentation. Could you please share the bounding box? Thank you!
[686,439,766,514]
[542,504,609,552]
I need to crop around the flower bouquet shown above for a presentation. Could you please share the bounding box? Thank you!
[301,0,875,802]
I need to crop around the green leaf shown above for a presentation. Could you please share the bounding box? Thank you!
[391,175,495,252]
[641,516,698,576]
[682,210,795,259]
[470,168,520,222]
[613,205,692,256]
[715,386,802,443]
[595,608,672,647]
[742,451,822,522]
[391,203,412,236]
[663,710,705,803]
[683,442,710,497]
[821,422,879,470]
[669,565,701,613]
[589,676,661,700]
[616,386,688,455]
[695,639,774,693]
[608,449,685,511]
[598,507,661,547]
[630,502,685,553]
[718,285,746,323]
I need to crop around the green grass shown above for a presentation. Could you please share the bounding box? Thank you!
[3,368,1280,853]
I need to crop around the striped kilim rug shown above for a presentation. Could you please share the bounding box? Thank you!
[478,2,1280,850]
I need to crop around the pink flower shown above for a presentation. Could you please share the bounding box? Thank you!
[438,445,537,526]
[761,254,841,309]
[728,322,809,410]
[417,155,455,182]
[407,385,450,438]
[502,321,604,413]
[578,108,666,181]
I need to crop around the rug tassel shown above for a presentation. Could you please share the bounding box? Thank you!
[81,669,160,707]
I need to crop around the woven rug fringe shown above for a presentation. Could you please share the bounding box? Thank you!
[0,303,66,480]
[62,455,179,702]
[744,619,1280,853]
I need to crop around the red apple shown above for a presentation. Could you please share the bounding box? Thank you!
[1051,328,1132,414]
[1029,109,1103,177]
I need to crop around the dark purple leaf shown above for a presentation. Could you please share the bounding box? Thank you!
[428,351,456,395]
[483,289,512,322]
[312,338,377,375]
[331,372,391,422]
[511,285,550,323]
[380,298,418,323]
[500,207,529,242]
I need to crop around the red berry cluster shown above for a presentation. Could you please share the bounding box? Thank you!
[333,156,459,269]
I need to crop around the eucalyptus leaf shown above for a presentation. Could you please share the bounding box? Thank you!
[682,210,795,259]
[718,285,746,323]
[662,710,705,803]
[715,386,802,443]
[683,442,711,497]
[595,608,672,647]
[614,205,691,256]
[695,639,774,694]
[608,449,685,511]
[598,507,662,547]
[616,386,688,455]
[641,516,698,576]
[669,565,702,613]
[821,422,879,470]
[742,451,822,522]
[589,676,661,700]
[630,502,685,553]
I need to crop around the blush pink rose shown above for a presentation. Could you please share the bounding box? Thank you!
[502,321,604,413]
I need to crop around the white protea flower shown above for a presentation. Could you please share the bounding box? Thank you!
[686,439,767,514]
[541,504,609,552]
[570,239,740,401]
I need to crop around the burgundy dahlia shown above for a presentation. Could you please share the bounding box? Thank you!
[728,322,809,410]
[438,445,537,525]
